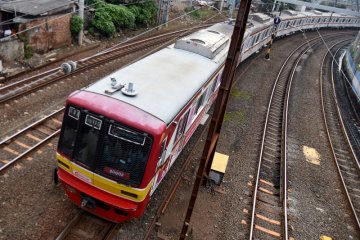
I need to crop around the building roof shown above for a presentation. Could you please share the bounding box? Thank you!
[0,0,75,16]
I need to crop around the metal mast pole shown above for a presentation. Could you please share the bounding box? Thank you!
[78,0,84,45]
[179,0,252,238]
[272,0,277,12]
[220,0,225,11]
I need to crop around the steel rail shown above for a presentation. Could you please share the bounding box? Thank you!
[55,211,84,240]
[0,130,60,172]
[0,35,176,104]
[248,34,345,240]
[0,25,212,104]
[0,107,64,172]
[55,211,118,240]
[320,40,360,229]
[0,68,60,92]
[0,107,64,145]
[248,38,310,240]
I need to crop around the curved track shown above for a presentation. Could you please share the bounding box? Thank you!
[320,40,360,230]
[248,34,351,239]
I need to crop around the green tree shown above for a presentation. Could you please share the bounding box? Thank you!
[128,0,157,26]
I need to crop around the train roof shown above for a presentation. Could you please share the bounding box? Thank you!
[82,23,234,125]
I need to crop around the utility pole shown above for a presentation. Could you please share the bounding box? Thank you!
[179,0,253,237]
[163,0,170,27]
[272,0,277,12]
[78,0,84,45]
[220,0,225,11]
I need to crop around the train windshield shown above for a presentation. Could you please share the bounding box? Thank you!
[58,105,153,186]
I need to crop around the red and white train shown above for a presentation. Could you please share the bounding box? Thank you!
[55,10,359,222]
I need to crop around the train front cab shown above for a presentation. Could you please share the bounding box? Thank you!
[56,92,166,222]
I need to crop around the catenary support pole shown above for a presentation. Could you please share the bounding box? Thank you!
[179,0,252,238]
[220,0,225,11]
[78,0,84,45]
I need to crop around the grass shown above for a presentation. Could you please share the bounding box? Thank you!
[230,89,252,100]
[224,109,246,124]
[190,9,217,21]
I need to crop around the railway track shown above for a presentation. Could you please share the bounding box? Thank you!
[248,34,350,239]
[0,107,64,172]
[55,211,118,240]
[320,40,360,229]
[0,25,210,105]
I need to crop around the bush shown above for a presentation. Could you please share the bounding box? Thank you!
[105,4,135,28]
[70,15,84,35]
[128,0,157,26]
[24,45,33,59]
[92,10,116,37]
[90,0,136,36]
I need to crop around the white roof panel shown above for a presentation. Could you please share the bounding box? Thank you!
[84,23,233,125]
[85,46,222,124]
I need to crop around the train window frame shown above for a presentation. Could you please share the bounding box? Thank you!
[266,29,270,37]
[95,120,153,187]
[246,36,254,49]
[254,33,260,44]
[194,91,206,116]
[243,38,250,50]
[174,110,190,144]
[286,21,290,28]
[157,138,167,168]
[58,105,81,159]
[72,112,102,170]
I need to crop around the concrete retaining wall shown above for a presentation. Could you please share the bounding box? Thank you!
[0,39,24,62]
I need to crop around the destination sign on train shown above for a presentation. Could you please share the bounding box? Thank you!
[85,115,102,130]
[109,125,145,145]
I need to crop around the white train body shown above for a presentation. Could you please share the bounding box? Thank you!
[56,9,359,222]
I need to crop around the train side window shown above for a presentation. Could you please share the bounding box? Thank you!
[262,30,267,39]
[157,138,167,167]
[175,110,189,143]
[286,21,290,28]
[58,106,81,158]
[243,38,250,50]
[265,29,270,37]
[254,34,260,44]
[210,78,217,92]
[246,36,253,48]
[194,91,206,116]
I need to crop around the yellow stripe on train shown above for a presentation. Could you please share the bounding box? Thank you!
[56,153,153,202]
